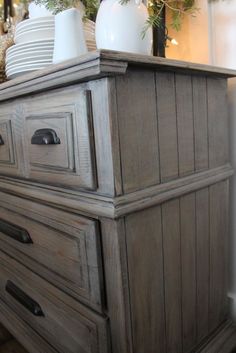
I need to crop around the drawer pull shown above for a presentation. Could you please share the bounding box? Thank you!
[31,128,61,145]
[0,135,4,145]
[0,219,33,244]
[6,280,44,317]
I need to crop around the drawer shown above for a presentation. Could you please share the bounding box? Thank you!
[0,113,20,176]
[0,192,104,311]
[0,251,110,353]
[22,87,97,190]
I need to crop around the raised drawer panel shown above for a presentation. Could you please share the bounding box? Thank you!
[0,251,109,353]
[0,111,20,176]
[27,113,74,171]
[22,87,97,190]
[0,192,104,311]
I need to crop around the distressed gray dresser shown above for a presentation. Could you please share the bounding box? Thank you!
[0,50,235,353]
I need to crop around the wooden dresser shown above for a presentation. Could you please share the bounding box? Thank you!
[0,50,235,353]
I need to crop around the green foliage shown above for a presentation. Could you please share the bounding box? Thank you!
[32,0,197,30]
[150,0,198,32]
[33,0,99,20]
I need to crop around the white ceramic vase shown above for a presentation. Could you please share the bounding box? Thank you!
[28,3,53,18]
[95,0,152,55]
[53,8,87,64]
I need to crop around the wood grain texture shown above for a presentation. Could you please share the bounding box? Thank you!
[0,339,28,353]
[88,78,117,196]
[156,71,178,182]
[208,78,229,168]
[0,192,104,311]
[116,69,160,193]
[196,321,236,353]
[0,50,235,103]
[196,188,210,342]
[100,218,133,353]
[176,74,195,177]
[0,53,232,353]
[0,164,232,220]
[162,199,182,353]
[125,206,166,353]
[0,323,12,345]
[22,86,97,190]
[192,76,209,172]
[180,193,197,352]
[0,251,110,353]
[0,299,58,353]
[209,180,229,332]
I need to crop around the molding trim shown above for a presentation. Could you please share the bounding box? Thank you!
[0,165,233,219]
[0,54,128,102]
[0,49,235,102]
[195,320,236,353]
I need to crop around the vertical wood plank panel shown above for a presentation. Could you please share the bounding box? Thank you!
[101,219,133,353]
[126,206,166,353]
[116,70,160,193]
[192,76,209,172]
[176,74,195,177]
[180,193,197,352]
[196,188,210,342]
[209,181,229,332]
[207,78,229,168]
[156,72,178,182]
[162,199,182,353]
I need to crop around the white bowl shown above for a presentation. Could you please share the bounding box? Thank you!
[15,28,54,44]
[28,3,53,18]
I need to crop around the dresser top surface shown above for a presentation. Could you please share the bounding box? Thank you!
[0,49,236,102]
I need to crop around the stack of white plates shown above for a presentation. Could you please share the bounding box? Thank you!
[6,38,54,79]
[14,16,55,44]
[6,16,96,79]
[6,16,55,79]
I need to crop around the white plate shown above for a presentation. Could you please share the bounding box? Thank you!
[7,68,43,79]
[16,17,54,32]
[6,40,54,54]
[15,28,54,44]
[6,61,52,72]
[6,55,53,67]
[16,23,54,36]
[6,49,53,61]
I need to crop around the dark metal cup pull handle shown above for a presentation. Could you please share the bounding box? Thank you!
[31,128,61,145]
[6,281,44,317]
[0,218,33,244]
[0,135,4,145]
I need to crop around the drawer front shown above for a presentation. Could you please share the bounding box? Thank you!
[0,251,109,353]
[23,87,97,190]
[0,192,104,311]
[0,112,20,176]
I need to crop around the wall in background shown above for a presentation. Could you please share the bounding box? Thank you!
[166,0,236,320]
[166,0,211,64]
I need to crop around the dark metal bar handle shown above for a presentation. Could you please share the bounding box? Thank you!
[5,280,44,317]
[0,135,4,145]
[0,218,33,244]
[31,128,61,145]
